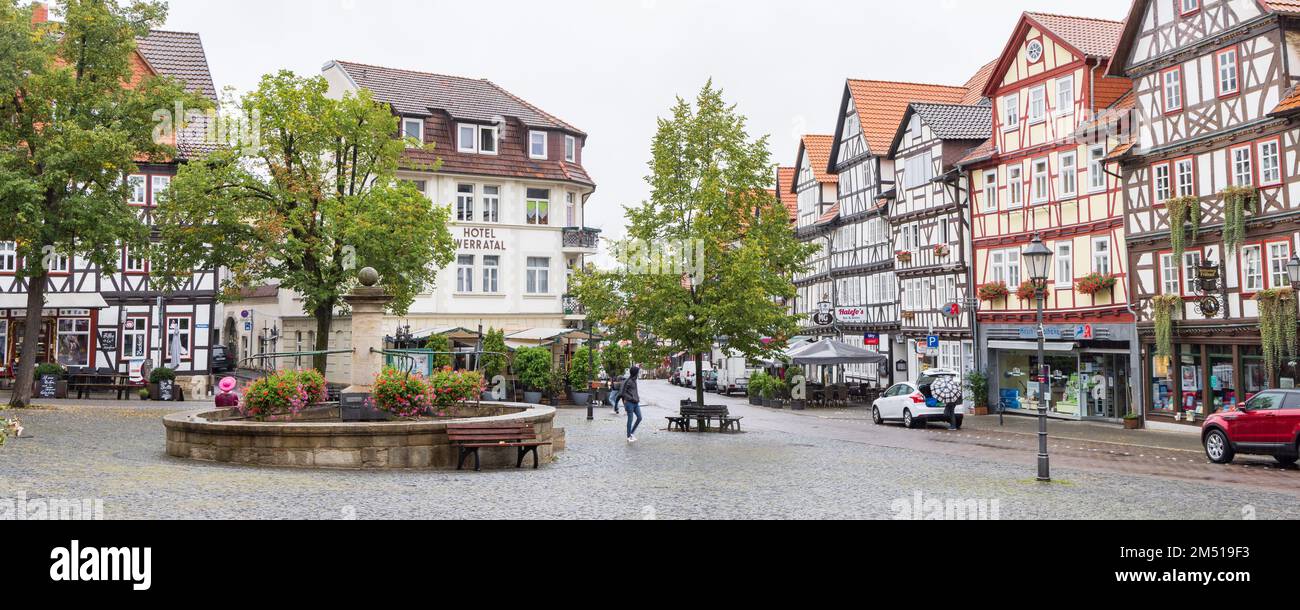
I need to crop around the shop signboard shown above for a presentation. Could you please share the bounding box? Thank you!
[835,307,867,324]
[37,374,58,398]
[863,333,880,347]
[1018,326,1063,340]
[157,379,174,402]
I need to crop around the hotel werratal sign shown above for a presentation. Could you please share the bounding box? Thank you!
[454,227,508,252]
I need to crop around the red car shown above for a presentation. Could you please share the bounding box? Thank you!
[1202,389,1300,466]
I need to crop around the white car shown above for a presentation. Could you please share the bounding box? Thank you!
[871,369,967,429]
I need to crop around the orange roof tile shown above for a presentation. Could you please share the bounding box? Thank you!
[960,60,998,105]
[1104,139,1136,162]
[846,80,969,154]
[1272,84,1300,116]
[956,138,996,167]
[776,166,799,222]
[800,135,838,184]
[1262,1,1300,15]
[1024,12,1124,58]
[815,203,841,226]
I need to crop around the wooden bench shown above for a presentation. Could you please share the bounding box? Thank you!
[446,424,552,472]
[667,405,742,433]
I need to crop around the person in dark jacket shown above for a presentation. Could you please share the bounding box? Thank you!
[621,365,642,442]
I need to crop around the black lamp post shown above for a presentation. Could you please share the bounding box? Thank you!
[1022,235,1054,483]
[586,318,595,422]
[1288,256,1300,377]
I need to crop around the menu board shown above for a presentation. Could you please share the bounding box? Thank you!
[37,374,58,398]
[157,379,174,402]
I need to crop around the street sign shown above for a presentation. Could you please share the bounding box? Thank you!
[927,335,940,349]
[244,322,253,332]
[863,333,880,346]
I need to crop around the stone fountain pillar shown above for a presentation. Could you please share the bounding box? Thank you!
[340,267,393,420]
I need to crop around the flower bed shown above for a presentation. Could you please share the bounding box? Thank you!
[370,367,486,419]
[241,369,327,421]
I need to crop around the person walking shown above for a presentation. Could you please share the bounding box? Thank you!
[608,373,625,415]
[622,365,643,442]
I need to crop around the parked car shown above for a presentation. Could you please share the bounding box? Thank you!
[670,367,685,386]
[211,345,234,373]
[871,369,966,429]
[702,370,718,392]
[716,357,758,396]
[1202,389,1300,466]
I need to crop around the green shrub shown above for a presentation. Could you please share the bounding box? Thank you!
[424,334,454,369]
[602,343,631,378]
[514,347,553,391]
[34,363,66,380]
[428,368,486,412]
[568,346,601,389]
[370,367,433,419]
[149,367,177,383]
[480,327,508,380]
[965,371,990,409]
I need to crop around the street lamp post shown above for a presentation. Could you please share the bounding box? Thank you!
[1287,256,1300,380]
[586,318,595,422]
[1022,235,1054,483]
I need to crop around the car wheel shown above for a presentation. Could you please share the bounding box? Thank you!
[1274,455,1298,467]
[872,406,883,426]
[903,408,918,430]
[1204,429,1234,464]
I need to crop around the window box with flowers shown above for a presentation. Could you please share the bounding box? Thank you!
[977,282,1009,302]
[1015,281,1042,302]
[933,244,950,259]
[1076,273,1118,296]
[896,250,913,264]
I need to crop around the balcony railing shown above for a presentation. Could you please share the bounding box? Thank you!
[563,227,601,250]
[563,294,585,316]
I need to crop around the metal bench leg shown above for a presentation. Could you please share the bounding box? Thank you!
[531,447,540,469]
[457,447,468,471]
[474,449,481,472]
[516,447,526,469]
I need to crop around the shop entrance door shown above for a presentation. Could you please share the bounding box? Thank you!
[11,319,54,369]
[1082,352,1129,420]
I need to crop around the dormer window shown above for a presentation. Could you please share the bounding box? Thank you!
[564,135,576,163]
[458,123,499,155]
[402,117,423,144]
[529,131,548,159]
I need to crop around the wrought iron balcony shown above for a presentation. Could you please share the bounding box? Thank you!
[562,227,601,251]
[563,294,586,317]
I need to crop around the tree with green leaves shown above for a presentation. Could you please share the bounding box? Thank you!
[153,71,455,374]
[570,81,816,407]
[479,327,507,379]
[0,0,206,408]
[602,342,631,379]
[424,333,453,370]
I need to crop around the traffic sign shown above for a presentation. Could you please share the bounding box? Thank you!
[927,335,940,350]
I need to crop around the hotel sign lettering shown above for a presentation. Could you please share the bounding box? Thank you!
[454,227,507,252]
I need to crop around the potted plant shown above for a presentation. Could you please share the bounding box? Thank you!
[365,367,433,420]
[896,250,913,264]
[747,372,768,405]
[149,367,177,401]
[568,345,601,406]
[977,281,1009,302]
[33,363,68,399]
[138,387,151,401]
[933,244,950,258]
[1123,413,1142,430]
[513,347,552,404]
[428,368,486,417]
[1076,272,1118,296]
[479,327,509,401]
[546,369,567,406]
[1015,280,1041,302]
[965,371,990,416]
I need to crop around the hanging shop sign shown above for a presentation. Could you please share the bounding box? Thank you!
[939,302,962,319]
[812,301,835,327]
[835,306,867,324]
[863,333,880,347]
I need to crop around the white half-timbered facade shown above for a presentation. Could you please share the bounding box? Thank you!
[0,26,221,380]
[1110,0,1300,425]
[887,102,992,376]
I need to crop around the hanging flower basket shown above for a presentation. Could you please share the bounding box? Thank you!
[933,244,950,258]
[896,250,913,263]
[1015,281,1041,302]
[977,282,1009,302]
[1076,273,1118,296]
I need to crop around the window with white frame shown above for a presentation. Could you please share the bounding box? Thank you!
[526,188,550,225]
[1028,86,1046,123]
[1183,251,1202,291]
[904,151,933,190]
[164,317,192,361]
[151,176,170,205]
[1055,242,1073,287]
[476,185,497,223]
[124,245,146,273]
[1175,158,1195,197]
[1088,144,1107,191]
[526,257,550,294]
[1161,253,1180,294]
[564,135,576,162]
[1153,163,1171,204]
[402,117,423,143]
[1216,47,1239,96]
[457,123,498,154]
[1162,68,1183,113]
[1055,77,1074,117]
[1270,242,1291,288]
[1008,165,1023,208]
[1259,140,1281,186]
[1180,0,1199,15]
[127,175,147,205]
[457,124,476,153]
[456,184,475,222]
[479,125,498,154]
[565,192,577,227]
[122,317,148,359]
[1003,94,1019,129]
[939,342,961,371]
[0,241,15,273]
[1059,152,1077,197]
[1006,249,1021,286]
[56,318,91,368]
[482,255,499,293]
[982,171,998,212]
[1031,158,1049,203]
[991,250,1006,284]
[48,253,70,274]
[1232,145,1253,186]
[529,131,548,159]
[1092,237,1111,274]
[1242,245,1264,292]
[457,255,474,293]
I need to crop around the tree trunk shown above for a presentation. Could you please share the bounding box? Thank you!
[10,271,48,408]
[312,302,334,375]
[695,353,705,407]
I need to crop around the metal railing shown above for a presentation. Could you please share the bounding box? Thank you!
[562,227,601,249]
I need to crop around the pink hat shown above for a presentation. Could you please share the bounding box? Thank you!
[218,376,238,393]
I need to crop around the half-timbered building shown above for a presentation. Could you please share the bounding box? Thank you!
[1110,0,1300,426]
[2,11,220,380]
[959,12,1136,421]
[791,135,838,349]
[887,102,992,376]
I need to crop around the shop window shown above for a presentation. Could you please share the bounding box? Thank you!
[56,318,91,368]
[0,321,7,365]
[164,317,192,361]
[1149,346,1176,412]
[122,317,148,359]
[1241,345,1267,401]
[1178,345,1204,416]
[1208,346,1236,412]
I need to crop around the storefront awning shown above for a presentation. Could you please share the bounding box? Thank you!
[989,340,1077,352]
[0,292,109,310]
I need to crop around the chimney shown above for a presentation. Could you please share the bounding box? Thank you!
[31,2,48,24]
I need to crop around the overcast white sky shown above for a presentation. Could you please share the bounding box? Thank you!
[159,0,1133,257]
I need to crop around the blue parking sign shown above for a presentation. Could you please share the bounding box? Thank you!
[927,335,940,349]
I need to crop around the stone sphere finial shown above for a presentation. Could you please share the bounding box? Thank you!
[358,267,380,287]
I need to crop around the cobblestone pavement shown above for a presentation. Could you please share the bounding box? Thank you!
[0,382,1296,520]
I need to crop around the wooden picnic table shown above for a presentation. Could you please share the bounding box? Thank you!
[67,371,135,400]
